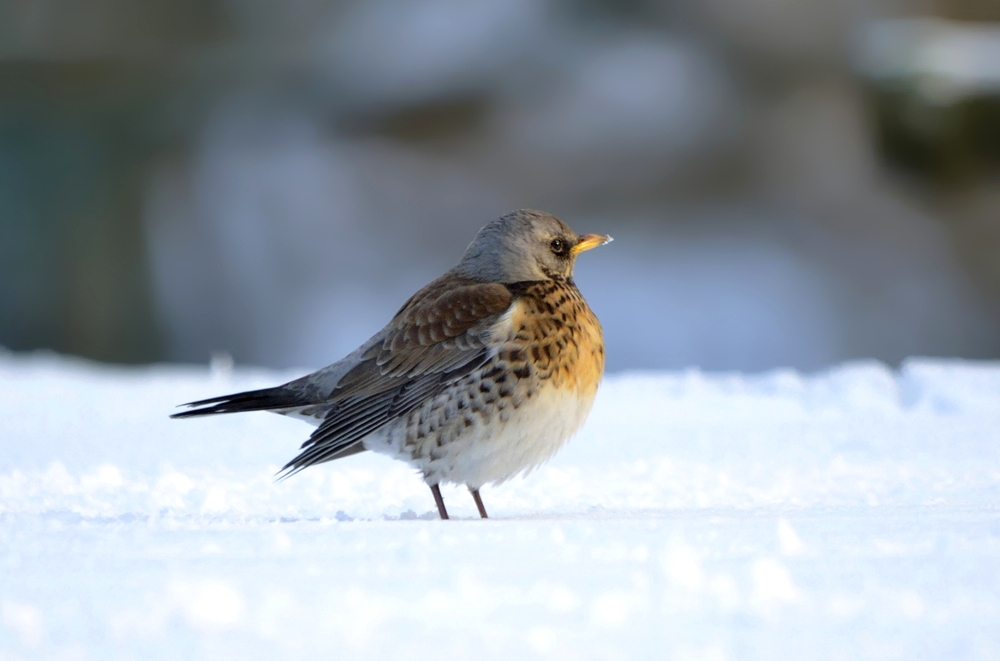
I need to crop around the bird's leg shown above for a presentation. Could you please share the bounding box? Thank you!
[430,484,449,520]
[470,488,488,519]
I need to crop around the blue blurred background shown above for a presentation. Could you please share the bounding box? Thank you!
[1,0,999,373]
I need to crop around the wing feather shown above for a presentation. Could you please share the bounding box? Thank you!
[279,277,511,476]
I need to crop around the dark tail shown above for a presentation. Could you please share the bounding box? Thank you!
[171,386,309,419]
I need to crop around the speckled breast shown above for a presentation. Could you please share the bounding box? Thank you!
[377,278,604,487]
[500,278,605,398]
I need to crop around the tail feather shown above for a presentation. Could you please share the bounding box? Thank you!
[171,386,309,419]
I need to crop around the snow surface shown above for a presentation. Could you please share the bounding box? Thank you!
[2,353,1000,660]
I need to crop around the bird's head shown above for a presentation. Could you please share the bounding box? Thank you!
[454,209,612,284]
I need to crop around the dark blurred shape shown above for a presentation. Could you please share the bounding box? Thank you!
[872,93,1000,179]
[0,67,164,362]
[942,0,1000,22]
[858,17,1000,180]
[855,13,1000,359]
[0,0,232,361]
[340,94,493,144]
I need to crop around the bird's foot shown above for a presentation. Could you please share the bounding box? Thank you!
[430,484,449,520]
[470,488,488,519]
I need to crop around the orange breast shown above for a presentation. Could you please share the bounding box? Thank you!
[504,280,605,397]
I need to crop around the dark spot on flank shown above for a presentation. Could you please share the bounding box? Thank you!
[513,365,531,379]
[479,382,492,393]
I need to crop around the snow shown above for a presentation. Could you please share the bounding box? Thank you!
[2,352,1000,659]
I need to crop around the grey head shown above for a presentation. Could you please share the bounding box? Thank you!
[452,209,612,284]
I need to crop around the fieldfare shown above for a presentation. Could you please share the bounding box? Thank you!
[173,209,611,519]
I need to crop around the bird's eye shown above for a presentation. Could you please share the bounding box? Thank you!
[550,237,569,257]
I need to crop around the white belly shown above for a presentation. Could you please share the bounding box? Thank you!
[365,383,597,488]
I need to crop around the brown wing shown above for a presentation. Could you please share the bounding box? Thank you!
[280,277,513,474]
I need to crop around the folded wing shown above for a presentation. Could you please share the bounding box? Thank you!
[281,277,513,475]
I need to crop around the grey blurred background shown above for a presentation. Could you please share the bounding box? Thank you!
[1,0,999,373]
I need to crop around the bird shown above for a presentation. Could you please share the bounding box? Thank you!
[172,209,611,519]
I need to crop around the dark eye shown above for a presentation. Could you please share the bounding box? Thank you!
[550,237,569,257]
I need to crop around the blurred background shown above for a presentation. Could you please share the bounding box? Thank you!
[1,0,999,373]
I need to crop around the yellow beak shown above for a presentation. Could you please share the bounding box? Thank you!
[571,234,614,255]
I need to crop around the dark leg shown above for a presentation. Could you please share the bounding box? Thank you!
[470,488,488,519]
[430,484,449,520]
